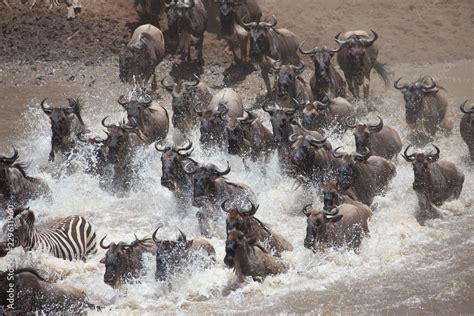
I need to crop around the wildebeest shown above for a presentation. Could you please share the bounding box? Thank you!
[402,145,464,224]
[165,0,208,62]
[225,111,273,163]
[272,60,313,108]
[298,41,346,101]
[0,268,97,314]
[334,148,396,206]
[184,161,256,236]
[156,140,198,208]
[394,76,451,139]
[41,97,87,162]
[335,30,390,99]
[224,229,288,282]
[95,117,147,193]
[345,115,402,159]
[197,88,244,149]
[0,148,50,208]
[0,207,97,261]
[460,100,474,160]
[152,226,216,280]
[300,96,355,132]
[162,74,213,137]
[302,200,372,252]
[242,15,300,95]
[218,0,262,63]
[222,199,293,256]
[99,235,157,288]
[134,0,165,26]
[118,94,169,143]
[117,24,165,91]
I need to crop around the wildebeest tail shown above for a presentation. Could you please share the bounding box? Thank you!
[373,61,391,89]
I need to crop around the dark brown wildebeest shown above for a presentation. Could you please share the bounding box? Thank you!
[335,30,390,99]
[0,148,50,208]
[224,228,288,282]
[162,75,213,137]
[218,0,262,63]
[222,199,293,256]
[345,115,402,160]
[302,201,372,252]
[118,94,169,143]
[225,111,273,163]
[99,235,157,288]
[460,100,474,160]
[394,76,451,139]
[298,41,346,101]
[402,145,464,224]
[41,98,87,162]
[299,96,355,133]
[134,0,165,26]
[184,161,256,236]
[156,140,198,208]
[95,117,148,193]
[152,226,216,281]
[165,0,208,62]
[272,60,313,108]
[117,24,165,91]
[0,268,98,314]
[334,147,396,206]
[197,88,244,149]
[242,15,300,95]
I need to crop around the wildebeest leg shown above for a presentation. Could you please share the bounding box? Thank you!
[363,74,370,100]
[196,208,212,238]
[261,63,272,96]
[197,33,205,63]
[151,73,157,92]
[346,76,356,99]
[240,37,248,63]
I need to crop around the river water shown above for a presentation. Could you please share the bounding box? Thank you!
[0,58,472,314]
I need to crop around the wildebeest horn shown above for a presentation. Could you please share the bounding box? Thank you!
[101,116,114,128]
[177,229,187,242]
[219,104,229,120]
[324,206,339,217]
[298,41,317,55]
[40,98,53,115]
[211,161,231,176]
[117,95,128,106]
[239,111,257,124]
[0,147,19,164]
[164,0,176,8]
[259,15,277,28]
[271,60,282,72]
[161,78,176,92]
[306,135,327,146]
[154,142,169,152]
[360,29,378,47]
[288,133,302,143]
[459,100,473,114]
[241,16,257,29]
[334,32,350,46]
[183,161,199,174]
[291,61,305,74]
[221,200,231,213]
[368,115,384,132]
[302,204,313,217]
[244,199,259,215]
[283,108,296,115]
[152,224,164,242]
[401,145,416,162]
[314,98,331,110]
[394,78,408,90]
[100,236,111,249]
[344,116,357,129]
[329,41,342,54]
[427,144,440,162]
[421,76,436,91]
[354,147,371,161]
[177,140,193,154]
[112,38,126,49]
[185,74,200,87]
[332,146,345,158]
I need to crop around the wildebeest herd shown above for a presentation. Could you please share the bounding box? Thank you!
[0,0,471,314]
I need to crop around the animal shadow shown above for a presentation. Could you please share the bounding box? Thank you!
[223,62,256,86]
[169,61,204,81]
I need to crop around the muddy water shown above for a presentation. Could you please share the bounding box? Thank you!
[0,58,472,315]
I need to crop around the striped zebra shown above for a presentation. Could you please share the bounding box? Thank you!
[12,208,97,261]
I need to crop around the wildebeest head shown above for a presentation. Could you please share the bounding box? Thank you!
[263,102,296,143]
[221,198,259,234]
[0,149,29,202]
[394,76,439,124]
[299,41,342,85]
[272,61,305,101]
[224,228,248,268]
[243,15,278,62]
[117,94,154,129]
[155,140,196,192]
[184,161,231,204]
[118,34,151,83]
[322,182,344,212]
[302,204,342,250]
[152,225,191,281]
[402,144,440,192]
[345,116,383,155]
[288,133,327,172]
[162,75,200,117]
[225,111,256,155]
[460,100,474,124]
[165,0,195,18]
[333,147,370,191]
[41,98,84,160]
[300,96,331,130]
[219,0,241,35]
[196,103,230,146]
[99,235,151,288]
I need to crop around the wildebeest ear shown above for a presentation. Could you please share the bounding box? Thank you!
[99,257,106,264]
[325,214,343,223]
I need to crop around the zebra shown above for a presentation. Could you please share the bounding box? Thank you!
[1,208,97,261]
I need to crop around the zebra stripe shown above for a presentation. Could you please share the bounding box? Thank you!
[17,211,97,261]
